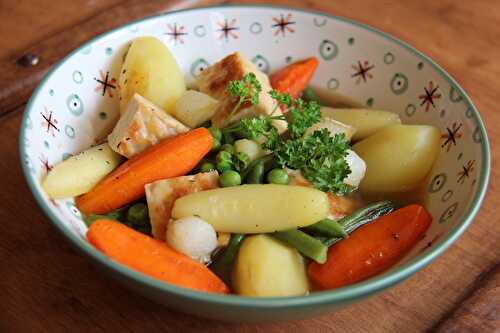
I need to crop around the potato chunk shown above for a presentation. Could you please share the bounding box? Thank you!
[196,52,287,132]
[353,124,440,194]
[119,37,185,114]
[233,235,309,297]
[108,93,189,158]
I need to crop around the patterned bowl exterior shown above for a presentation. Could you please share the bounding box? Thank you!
[19,5,490,321]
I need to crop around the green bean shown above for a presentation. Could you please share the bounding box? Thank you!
[246,160,265,184]
[267,168,289,185]
[303,218,347,238]
[127,203,149,224]
[219,170,242,187]
[233,152,250,172]
[84,211,122,226]
[241,154,274,180]
[321,200,395,247]
[209,234,245,286]
[272,229,328,264]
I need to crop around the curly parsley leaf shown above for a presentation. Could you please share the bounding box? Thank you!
[275,129,352,194]
[225,73,262,126]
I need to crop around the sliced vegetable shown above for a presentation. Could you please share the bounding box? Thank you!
[172,184,329,233]
[174,90,219,128]
[233,235,309,297]
[270,57,319,99]
[166,216,218,264]
[353,125,440,194]
[119,36,185,114]
[320,107,402,141]
[308,204,431,290]
[76,128,213,215]
[42,143,123,199]
[273,229,328,264]
[87,219,228,294]
[145,171,219,240]
[210,233,245,286]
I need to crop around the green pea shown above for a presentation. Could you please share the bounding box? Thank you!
[220,144,235,154]
[208,127,222,141]
[234,151,250,172]
[211,138,221,152]
[216,151,234,172]
[127,203,149,224]
[220,170,242,187]
[217,161,233,173]
[267,168,289,185]
[200,161,215,173]
[246,160,265,184]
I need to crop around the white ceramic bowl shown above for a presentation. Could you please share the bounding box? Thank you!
[19,5,490,322]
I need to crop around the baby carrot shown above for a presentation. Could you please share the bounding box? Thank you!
[270,57,319,99]
[308,204,432,290]
[87,219,229,294]
[76,128,212,215]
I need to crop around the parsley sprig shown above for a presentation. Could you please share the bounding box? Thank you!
[221,73,351,195]
[223,73,262,126]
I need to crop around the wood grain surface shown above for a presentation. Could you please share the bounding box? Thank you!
[0,0,499,332]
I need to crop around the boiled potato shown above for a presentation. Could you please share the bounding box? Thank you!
[233,235,309,297]
[353,124,440,194]
[42,144,123,198]
[171,185,329,233]
[174,90,219,127]
[321,107,401,141]
[305,117,356,141]
[119,37,185,115]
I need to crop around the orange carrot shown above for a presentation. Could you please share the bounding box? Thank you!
[87,219,229,294]
[270,57,319,99]
[76,128,212,215]
[308,204,432,290]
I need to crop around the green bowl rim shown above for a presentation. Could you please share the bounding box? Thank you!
[19,4,491,308]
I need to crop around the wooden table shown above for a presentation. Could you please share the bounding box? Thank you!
[1,1,499,332]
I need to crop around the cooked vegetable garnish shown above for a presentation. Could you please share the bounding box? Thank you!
[87,219,229,294]
[267,168,289,185]
[76,128,212,215]
[219,170,242,187]
[273,229,328,264]
[308,204,432,290]
[210,233,245,286]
